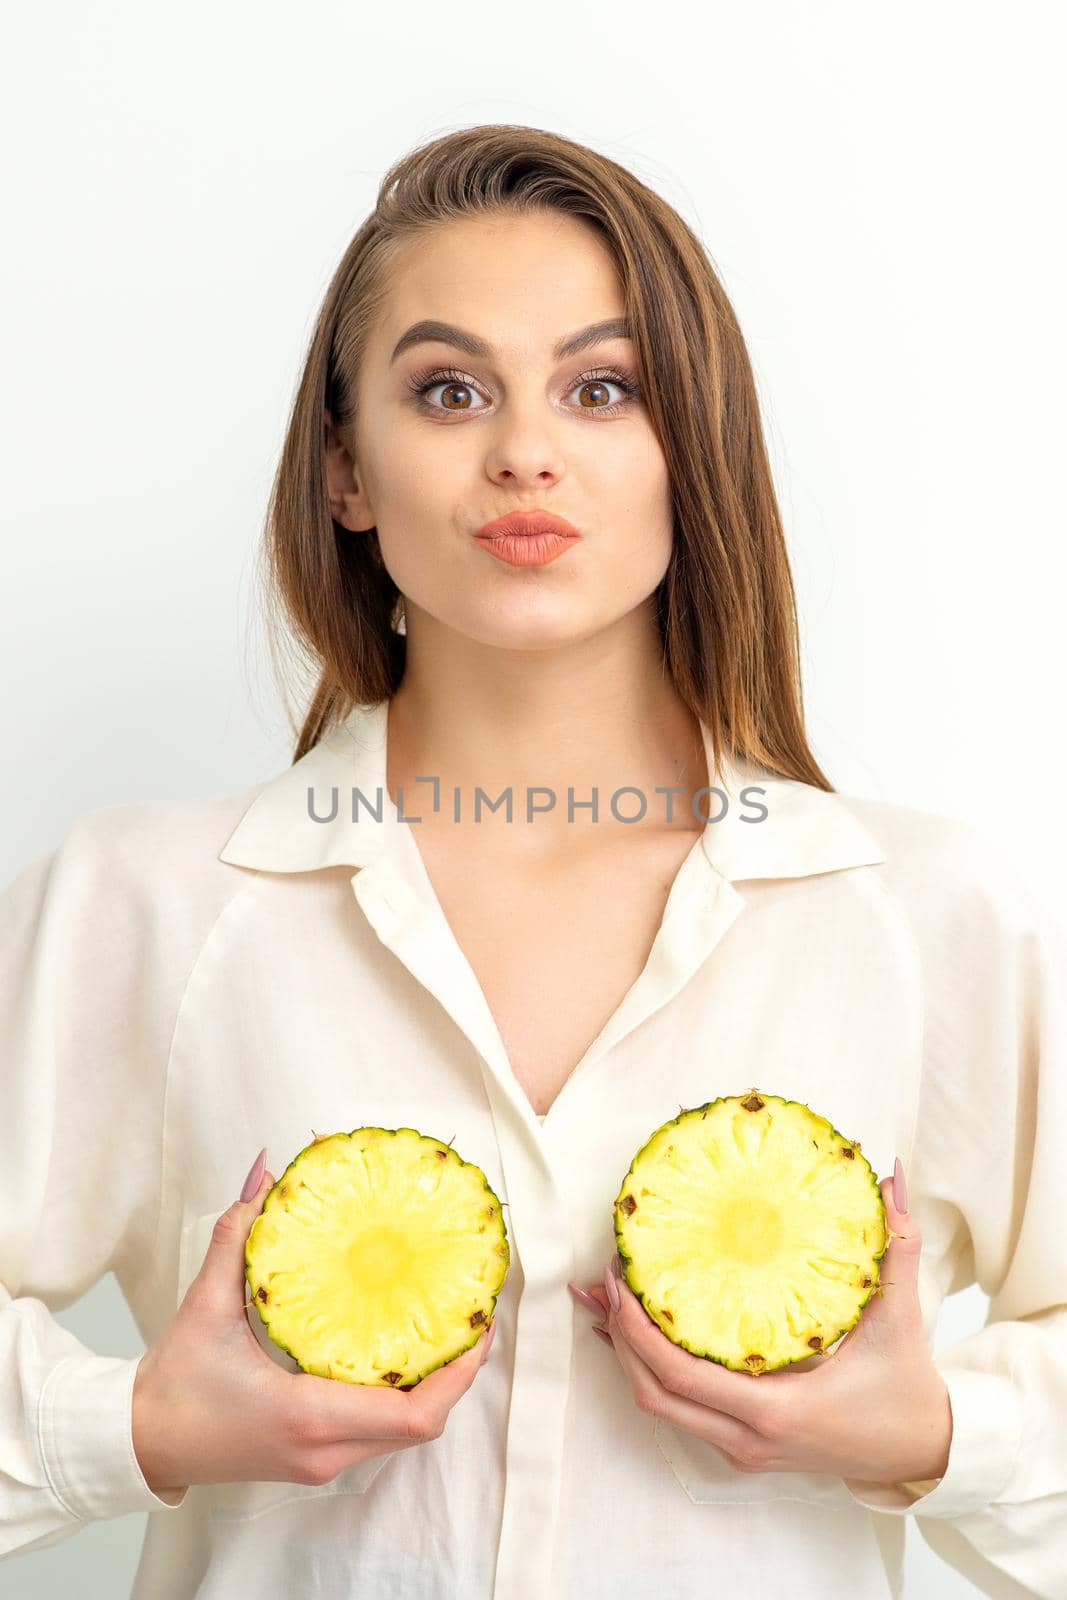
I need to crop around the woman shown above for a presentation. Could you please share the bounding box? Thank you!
[2,125,1064,1599]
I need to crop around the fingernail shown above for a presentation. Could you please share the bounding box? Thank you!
[592,1324,613,1345]
[240,1148,267,1201]
[893,1155,909,1214]
[567,1282,604,1316]
[480,1320,496,1364]
[603,1262,620,1313]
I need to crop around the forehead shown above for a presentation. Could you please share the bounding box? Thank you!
[372,212,627,363]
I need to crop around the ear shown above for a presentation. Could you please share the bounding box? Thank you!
[324,408,376,533]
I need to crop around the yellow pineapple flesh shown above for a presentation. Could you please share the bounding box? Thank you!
[245,1127,509,1388]
[614,1089,888,1374]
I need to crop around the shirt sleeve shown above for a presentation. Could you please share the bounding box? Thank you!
[842,822,1067,1598]
[0,822,188,1562]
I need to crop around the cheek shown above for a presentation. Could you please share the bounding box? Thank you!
[620,470,675,580]
[386,434,476,528]
[600,432,673,532]
[358,436,457,571]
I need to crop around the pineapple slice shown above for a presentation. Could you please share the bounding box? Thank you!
[614,1089,888,1374]
[245,1127,509,1388]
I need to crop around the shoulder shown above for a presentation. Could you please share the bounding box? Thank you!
[835,791,992,880]
[61,783,268,884]
[2,782,270,938]
[831,789,1058,953]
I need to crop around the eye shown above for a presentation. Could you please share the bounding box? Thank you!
[568,369,640,416]
[405,365,641,419]
[408,368,489,414]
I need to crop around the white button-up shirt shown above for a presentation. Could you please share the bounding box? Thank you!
[2,699,1066,1598]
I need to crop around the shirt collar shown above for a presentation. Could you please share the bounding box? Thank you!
[217,698,886,883]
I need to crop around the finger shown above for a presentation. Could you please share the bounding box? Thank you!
[187,1151,275,1318]
[297,1318,497,1444]
[605,1260,788,1430]
[603,1297,766,1461]
[834,1165,924,1360]
[880,1160,921,1266]
[568,1282,611,1318]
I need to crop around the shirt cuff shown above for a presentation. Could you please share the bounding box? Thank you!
[842,1366,1024,1519]
[37,1352,189,1519]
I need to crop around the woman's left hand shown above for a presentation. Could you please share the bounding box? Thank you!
[572,1163,953,1487]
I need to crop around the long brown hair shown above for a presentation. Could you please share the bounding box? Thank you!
[260,123,832,790]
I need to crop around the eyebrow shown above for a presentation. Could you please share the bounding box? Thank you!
[388,317,632,367]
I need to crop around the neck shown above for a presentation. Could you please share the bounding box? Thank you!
[384,606,711,846]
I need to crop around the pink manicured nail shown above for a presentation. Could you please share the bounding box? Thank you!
[592,1324,613,1345]
[568,1283,604,1316]
[604,1263,621,1313]
[240,1148,267,1201]
[893,1155,908,1214]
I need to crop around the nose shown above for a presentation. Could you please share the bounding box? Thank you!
[484,403,566,490]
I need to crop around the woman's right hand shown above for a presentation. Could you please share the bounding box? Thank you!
[131,1152,496,1502]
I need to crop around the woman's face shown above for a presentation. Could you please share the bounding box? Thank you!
[327,210,674,652]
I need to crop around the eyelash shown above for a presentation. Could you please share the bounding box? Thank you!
[405,364,641,419]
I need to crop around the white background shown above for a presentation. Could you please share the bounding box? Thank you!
[2,2,1064,1593]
